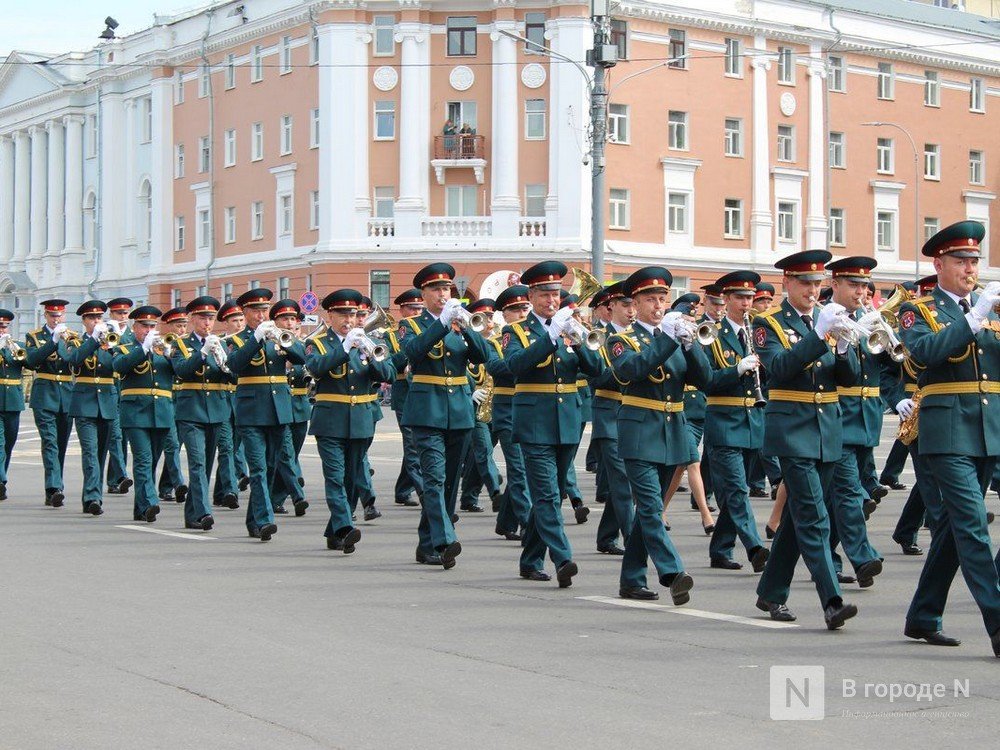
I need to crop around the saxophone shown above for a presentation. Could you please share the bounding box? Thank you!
[896,390,922,446]
[476,371,495,422]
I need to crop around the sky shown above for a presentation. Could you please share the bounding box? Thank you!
[2,0,196,58]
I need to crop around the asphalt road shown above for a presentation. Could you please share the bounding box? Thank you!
[1,413,999,749]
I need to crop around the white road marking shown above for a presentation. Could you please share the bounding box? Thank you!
[115,525,217,540]
[577,595,799,629]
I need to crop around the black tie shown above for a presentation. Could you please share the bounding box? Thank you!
[544,318,552,327]
[802,314,813,330]
[959,299,971,314]
[737,328,747,351]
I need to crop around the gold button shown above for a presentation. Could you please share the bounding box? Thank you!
[350,396,357,405]
[818,385,824,390]
[814,393,823,403]
[558,397,563,403]
[666,373,671,379]
[556,357,561,363]
[979,349,985,355]
[272,390,277,395]
[666,416,672,422]
[350,385,355,390]
[984,374,989,380]
[815,362,822,368]
[448,389,454,393]
[556,384,565,393]
[984,398,989,405]
[818,407,823,413]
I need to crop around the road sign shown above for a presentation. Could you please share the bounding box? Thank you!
[299,291,319,313]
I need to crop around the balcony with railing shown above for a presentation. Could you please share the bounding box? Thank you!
[432,134,486,185]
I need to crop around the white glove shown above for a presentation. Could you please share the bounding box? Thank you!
[204,334,221,348]
[968,281,1000,332]
[548,307,576,343]
[254,321,275,342]
[472,388,488,405]
[52,323,68,337]
[896,398,915,420]
[343,327,365,353]
[659,311,683,340]
[439,298,463,327]
[814,303,846,338]
[106,319,123,335]
[92,322,108,340]
[141,332,157,354]
[737,354,760,376]
[0,333,10,346]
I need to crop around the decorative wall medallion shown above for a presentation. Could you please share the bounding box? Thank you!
[449,65,475,91]
[779,91,796,117]
[521,63,546,89]
[373,66,398,91]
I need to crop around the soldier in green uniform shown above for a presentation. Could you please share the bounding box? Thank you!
[0,309,25,501]
[389,289,423,507]
[225,288,308,542]
[352,296,383,521]
[752,250,861,629]
[401,263,493,569]
[306,289,395,552]
[584,288,613,485]
[606,267,708,603]
[701,271,769,572]
[557,291,590,525]
[268,299,309,517]
[897,221,1000,655]
[747,283,782,499]
[212,300,245,509]
[156,308,189,505]
[501,261,603,587]
[879,281,920,492]
[170,296,233,531]
[59,301,119,515]
[23,299,74,507]
[104,297,134,495]
[112,306,177,523]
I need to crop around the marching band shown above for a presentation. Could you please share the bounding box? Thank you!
[2,220,1000,657]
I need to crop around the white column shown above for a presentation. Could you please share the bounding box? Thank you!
[490,20,520,236]
[749,36,773,262]
[45,120,65,282]
[100,92,126,279]
[394,22,430,237]
[149,78,173,274]
[12,131,30,268]
[806,46,827,251]
[62,115,85,272]
[122,97,136,248]
[0,136,14,263]
[28,125,48,278]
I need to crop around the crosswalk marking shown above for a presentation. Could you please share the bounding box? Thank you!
[115,525,217,540]
[577,595,800,629]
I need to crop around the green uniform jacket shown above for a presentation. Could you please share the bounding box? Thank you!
[590,321,628,441]
[170,334,232,424]
[24,327,74,412]
[484,336,516,434]
[225,327,307,427]
[112,343,176,429]
[400,310,493,431]
[0,348,25,412]
[306,331,395,439]
[608,325,711,465]
[59,335,118,419]
[682,315,713,423]
[288,364,314,423]
[839,313,892,449]
[387,327,410,412]
[899,287,1000,457]
[702,319,764,450]
[751,301,860,461]
[501,313,603,445]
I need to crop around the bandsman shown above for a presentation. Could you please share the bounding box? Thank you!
[352,295,383,521]
[557,291,591,525]
[268,299,309,517]
[105,297,134,495]
[878,280,920,492]
[389,288,424,507]
[0,309,25,501]
[584,287,612,497]
[747,282,782,499]
[156,307,189,505]
[212,300,247,508]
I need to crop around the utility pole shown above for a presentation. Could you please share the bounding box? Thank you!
[586,2,617,280]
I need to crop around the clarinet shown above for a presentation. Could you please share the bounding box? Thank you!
[744,312,767,408]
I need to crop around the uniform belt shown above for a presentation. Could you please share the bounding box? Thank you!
[621,395,684,412]
[238,376,288,385]
[411,375,465,387]
[34,373,73,383]
[314,394,377,404]
[515,383,579,394]
[492,387,516,397]
[120,388,173,398]
[706,396,758,408]
[75,377,116,385]
[837,386,881,398]
[769,389,839,404]
[575,379,588,388]
[594,389,623,402]
[904,383,918,394]
[291,387,309,396]
[0,378,22,386]
[920,381,1000,396]
[683,385,698,392]
[175,382,229,391]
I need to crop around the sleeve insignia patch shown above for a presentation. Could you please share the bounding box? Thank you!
[611,341,625,358]
[501,332,511,349]
[754,327,767,348]
[900,310,916,330]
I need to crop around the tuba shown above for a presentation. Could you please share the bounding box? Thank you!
[876,285,909,329]
[568,267,603,307]
[362,304,396,336]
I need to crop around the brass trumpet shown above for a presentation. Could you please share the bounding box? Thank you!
[264,327,297,349]
[972,279,1000,314]
[453,307,490,333]
[98,329,120,347]
[563,317,606,350]
[362,304,397,336]
[0,334,27,361]
[859,303,906,362]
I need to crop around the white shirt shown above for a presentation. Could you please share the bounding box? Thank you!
[531,310,551,327]
[939,286,971,309]
[634,319,657,336]
[726,316,746,340]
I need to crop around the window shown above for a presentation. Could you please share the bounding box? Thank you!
[609,188,629,229]
[668,111,688,150]
[924,217,940,243]
[970,150,984,185]
[370,270,391,308]
[309,190,320,230]
[446,101,477,131]
[611,19,627,60]
[777,47,794,84]
[226,54,236,90]
[971,77,985,112]
[525,13,546,54]
[251,122,263,161]
[249,279,261,290]
[374,15,395,56]
[310,108,320,148]
[222,282,233,301]
[174,144,185,179]
[524,99,546,140]
[83,191,96,248]
[224,129,236,167]
[877,138,894,174]
[525,184,546,217]
[668,29,686,68]
[140,97,152,143]
[829,132,845,168]
[724,199,743,238]
[87,115,98,157]
[173,290,182,309]
[608,103,629,143]
[724,38,742,77]
[924,143,940,180]
[777,202,796,242]
[877,62,894,100]
[445,185,478,217]
[667,193,688,232]
[829,208,845,246]
[828,56,844,92]
[724,118,743,157]
[876,211,895,251]
[278,277,290,299]
[446,17,477,56]
[174,216,185,251]
[279,195,293,235]
[280,36,292,74]
[374,186,395,218]
[199,136,210,173]
[279,115,293,155]
[776,125,794,162]
[174,71,185,104]
[199,64,210,98]
[924,71,939,107]
[224,206,236,244]
[251,201,264,239]
[251,45,263,82]
[196,285,207,298]
[197,208,210,249]
[310,28,319,65]
[374,101,396,140]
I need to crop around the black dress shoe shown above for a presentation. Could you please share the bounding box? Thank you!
[862,499,878,520]
[159,493,174,503]
[749,488,768,498]
[248,527,261,539]
[520,569,551,582]
[765,524,777,540]
[887,481,908,491]
[0,482,6,501]
[870,485,889,501]
[49,490,65,508]
[185,522,205,530]
[222,493,239,509]
[416,549,441,565]
[856,559,883,588]
[703,524,715,536]
[677,484,688,493]
[896,540,924,556]
[449,513,459,524]
[85,502,103,516]
[327,536,344,550]
[756,597,797,622]
[663,521,672,532]
[620,586,659,600]
[117,478,133,493]
[293,499,309,517]
[710,558,743,570]
[460,504,485,513]
[238,475,250,492]
[144,505,160,523]
[175,485,189,504]
[395,496,419,507]
[258,523,277,542]
[662,572,694,605]
[502,532,521,541]
[573,504,590,524]
[837,572,856,585]
[750,545,770,573]
[597,544,625,555]
[824,601,858,630]
[904,625,961,647]
[200,515,214,531]
[364,504,382,521]
[339,527,362,554]
[556,560,578,588]
[297,476,305,488]
[273,505,289,515]
[439,541,462,569]
[988,511,996,525]
[106,484,122,495]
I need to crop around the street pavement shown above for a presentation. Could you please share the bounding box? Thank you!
[2,413,999,749]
